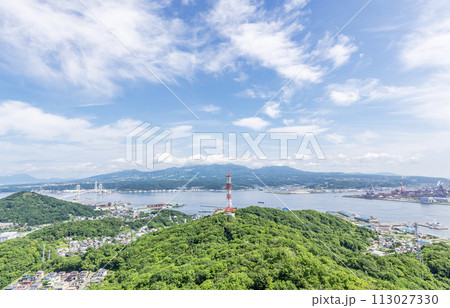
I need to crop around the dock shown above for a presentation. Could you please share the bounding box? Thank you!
[327,211,448,231]
[373,222,448,230]
[133,203,184,213]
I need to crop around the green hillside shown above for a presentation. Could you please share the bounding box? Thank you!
[27,210,192,242]
[27,217,124,242]
[82,207,449,290]
[0,209,192,289]
[0,238,46,289]
[0,192,101,225]
[1,207,448,290]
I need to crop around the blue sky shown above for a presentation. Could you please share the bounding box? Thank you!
[0,0,450,179]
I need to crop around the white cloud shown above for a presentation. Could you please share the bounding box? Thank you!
[393,1,450,122]
[356,131,379,143]
[356,152,421,165]
[233,117,270,131]
[170,125,193,139]
[284,0,309,11]
[0,100,148,178]
[201,43,239,74]
[337,153,347,159]
[0,0,359,101]
[240,87,273,99]
[109,158,128,163]
[297,110,333,126]
[268,125,327,135]
[200,105,221,113]
[324,133,345,144]
[359,152,395,161]
[181,0,195,5]
[321,34,358,68]
[0,0,198,96]
[327,75,450,122]
[0,100,138,143]
[233,71,249,82]
[207,0,323,85]
[263,102,281,119]
[283,119,295,126]
[329,152,421,167]
[326,78,392,106]
[399,79,450,122]
[323,2,450,124]
[0,100,200,178]
[400,1,450,70]
[328,90,360,106]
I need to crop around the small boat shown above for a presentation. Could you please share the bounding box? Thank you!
[427,219,441,227]
[258,201,264,204]
[426,219,441,227]
[425,219,448,230]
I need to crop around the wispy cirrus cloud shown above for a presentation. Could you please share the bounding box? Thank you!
[325,76,450,122]
[0,0,359,103]
[207,0,358,88]
[400,1,450,70]
[239,87,274,100]
[0,0,198,96]
[284,0,309,12]
[325,1,450,123]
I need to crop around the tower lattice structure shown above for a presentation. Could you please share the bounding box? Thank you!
[223,170,235,216]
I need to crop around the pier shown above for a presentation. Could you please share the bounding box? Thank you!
[373,222,448,230]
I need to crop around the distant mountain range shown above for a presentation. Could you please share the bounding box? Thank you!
[1,164,448,191]
[0,174,63,185]
[76,164,449,190]
[79,164,446,181]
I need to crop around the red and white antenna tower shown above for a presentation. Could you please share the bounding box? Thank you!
[223,170,235,216]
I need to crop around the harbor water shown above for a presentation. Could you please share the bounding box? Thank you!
[1,190,449,238]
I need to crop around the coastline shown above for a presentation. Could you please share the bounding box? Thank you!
[344,194,450,205]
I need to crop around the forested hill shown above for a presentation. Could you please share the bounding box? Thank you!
[0,192,101,226]
[27,210,193,242]
[0,206,448,290]
[0,209,191,289]
[87,207,449,290]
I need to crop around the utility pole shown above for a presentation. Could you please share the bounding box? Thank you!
[42,244,45,264]
[414,222,423,264]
